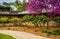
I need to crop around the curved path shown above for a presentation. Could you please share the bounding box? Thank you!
[0,30,51,39]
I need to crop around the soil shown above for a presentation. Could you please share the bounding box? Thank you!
[0,26,60,39]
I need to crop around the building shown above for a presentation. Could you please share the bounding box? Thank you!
[0,6,29,17]
[0,6,11,12]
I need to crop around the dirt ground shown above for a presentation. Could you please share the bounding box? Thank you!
[0,26,60,39]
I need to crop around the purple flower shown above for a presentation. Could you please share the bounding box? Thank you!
[26,0,60,15]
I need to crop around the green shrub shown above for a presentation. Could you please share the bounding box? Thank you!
[47,31,52,36]
[16,3,25,12]
[0,17,9,23]
[42,30,60,35]
[53,16,60,23]
[23,14,50,26]
[33,14,50,26]
[9,17,21,22]
[58,31,60,35]
[42,29,51,36]
[23,15,34,22]
[34,30,38,32]
[42,29,48,33]
[53,16,60,21]
[38,15,49,23]
[52,30,60,35]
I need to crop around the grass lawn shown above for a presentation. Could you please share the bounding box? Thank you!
[0,33,16,39]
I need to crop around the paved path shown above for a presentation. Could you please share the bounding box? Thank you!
[0,30,51,39]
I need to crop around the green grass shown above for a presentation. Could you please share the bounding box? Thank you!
[0,33,16,39]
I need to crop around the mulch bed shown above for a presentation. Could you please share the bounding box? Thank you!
[0,26,60,39]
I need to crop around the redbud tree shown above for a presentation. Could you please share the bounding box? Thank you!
[26,0,60,16]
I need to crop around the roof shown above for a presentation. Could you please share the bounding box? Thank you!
[0,11,29,15]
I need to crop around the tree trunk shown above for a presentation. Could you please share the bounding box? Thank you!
[47,21,49,29]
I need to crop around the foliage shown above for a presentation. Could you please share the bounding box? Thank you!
[52,30,60,35]
[9,17,21,22]
[23,15,34,22]
[16,3,25,12]
[0,33,16,39]
[46,13,56,18]
[27,0,42,14]
[27,0,60,15]
[32,19,38,26]
[23,15,39,25]
[15,0,25,11]
[1,0,25,11]
[42,29,60,35]
[33,14,50,26]
[23,14,50,26]
[0,17,9,23]
[39,14,49,24]
[32,15,40,25]
[53,16,60,22]
[55,5,60,15]
[3,2,10,7]
[38,14,50,29]
[34,30,38,32]
[0,17,22,23]
[42,29,49,33]
[15,0,20,6]
[42,29,52,36]
[53,16,60,26]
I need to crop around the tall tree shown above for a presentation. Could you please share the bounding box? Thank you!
[16,0,26,11]
[3,2,10,7]
[15,0,19,6]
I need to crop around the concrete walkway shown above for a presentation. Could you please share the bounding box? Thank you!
[0,30,51,39]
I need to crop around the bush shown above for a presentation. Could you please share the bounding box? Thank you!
[52,30,60,35]
[42,29,51,36]
[42,29,49,33]
[0,17,9,23]
[16,3,25,12]
[23,14,49,26]
[9,17,22,22]
[42,29,60,35]
[34,30,38,32]
[47,31,52,36]
[23,15,34,22]
[53,16,60,22]
[38,14,49,24]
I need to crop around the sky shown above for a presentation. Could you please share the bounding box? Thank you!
[0,0,28,3]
